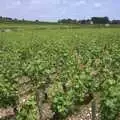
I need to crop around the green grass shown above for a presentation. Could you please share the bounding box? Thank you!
[1,22,120,30]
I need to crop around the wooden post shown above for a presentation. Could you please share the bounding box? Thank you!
[92,99,96,120]
[36,89,45,120]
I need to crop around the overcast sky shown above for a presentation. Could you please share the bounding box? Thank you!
[0,0,120,21]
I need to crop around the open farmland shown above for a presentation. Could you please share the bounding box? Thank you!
[0,24,120,120]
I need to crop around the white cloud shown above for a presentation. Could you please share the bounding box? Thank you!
[6,0,21,9]
[74,0,86,6]
[30,0,41,4]
[15,0,21,5]
[94,3,102,8]
[78,0,86,5]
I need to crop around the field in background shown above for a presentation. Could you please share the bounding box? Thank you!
[1,22,120,30]
[0,23,120,120]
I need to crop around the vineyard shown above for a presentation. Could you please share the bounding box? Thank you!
[0,26,120,120]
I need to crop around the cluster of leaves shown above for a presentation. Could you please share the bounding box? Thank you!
[16,96,37,120]
[0,49,20,107]
[100,48,120,120]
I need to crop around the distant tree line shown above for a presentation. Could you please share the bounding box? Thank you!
[91,17,109,24]
[0,16,56,24]
[58,17,120,24]
[0,16,120,24]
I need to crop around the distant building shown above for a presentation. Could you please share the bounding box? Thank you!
[105,24,110,27]
[90,21,94,25]
[111,20,120,24]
